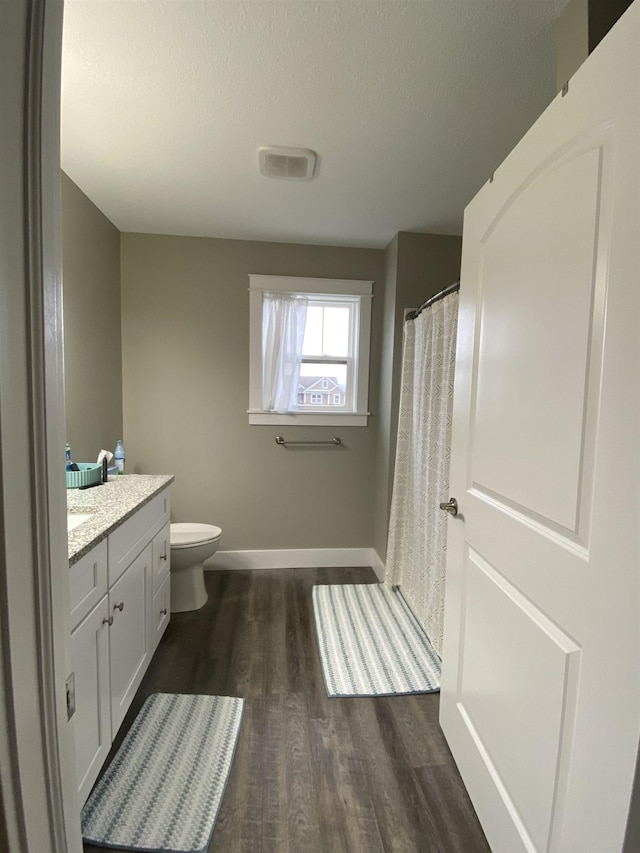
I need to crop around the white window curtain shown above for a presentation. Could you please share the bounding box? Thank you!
[384,290,458,657]
[261,292,308,412]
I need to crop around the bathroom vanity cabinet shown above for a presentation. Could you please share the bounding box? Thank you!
[68,483,171,805]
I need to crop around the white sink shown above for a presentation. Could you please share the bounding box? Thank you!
[67,513,92,532]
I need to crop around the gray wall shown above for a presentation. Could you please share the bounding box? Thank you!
[553,0,634,93]
[588,0,634,52]
[372,235,398,562]
[62,173,122,463]
[373,232,462,561]
[61,198,460,556]
[120,233,385,551]
[554,0,588,92]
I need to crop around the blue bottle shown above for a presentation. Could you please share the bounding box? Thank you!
[66,442,72,471]
[114,440,125,475]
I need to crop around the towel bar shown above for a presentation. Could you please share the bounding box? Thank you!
[275,435,342,447]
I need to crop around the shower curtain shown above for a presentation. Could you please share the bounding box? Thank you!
[384,289,458,657]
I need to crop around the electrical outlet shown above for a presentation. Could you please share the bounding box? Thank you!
[66,672,76,720]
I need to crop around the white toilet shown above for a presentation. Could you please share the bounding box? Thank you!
[169,522,222,613]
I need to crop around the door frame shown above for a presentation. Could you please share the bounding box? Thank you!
[0,1,639,852]
[0,1,82,850]
[439,3,640,849]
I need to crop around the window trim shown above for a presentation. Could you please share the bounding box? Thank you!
[248,275,373,426]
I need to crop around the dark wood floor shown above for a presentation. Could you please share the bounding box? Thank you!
[85,567,490,853]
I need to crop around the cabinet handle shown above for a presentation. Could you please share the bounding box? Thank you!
[113,602,125,612]
[102,616,114,626]
[160,552,167,562]
[160,607,168,616]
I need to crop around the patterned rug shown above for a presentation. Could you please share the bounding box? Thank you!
[81,693,244,853]
[313,583,441,697]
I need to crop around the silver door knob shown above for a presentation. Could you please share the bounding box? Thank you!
[113,602,124,612]
[102,616,114,626]
[439,497,458,516]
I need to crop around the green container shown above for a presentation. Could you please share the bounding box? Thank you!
[66,463,102,489]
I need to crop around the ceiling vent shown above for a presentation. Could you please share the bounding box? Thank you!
[258,146,317,181]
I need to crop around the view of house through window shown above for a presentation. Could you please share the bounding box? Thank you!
[249,274,372,426]
[298,300,351,409]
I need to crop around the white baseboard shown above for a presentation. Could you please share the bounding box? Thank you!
[206,547,385,579]
[371,550,385,580]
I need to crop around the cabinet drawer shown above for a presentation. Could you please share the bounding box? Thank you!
[150,573,170,654]
[108,489,170,586]
[69,540,108,631]
[152,521,170,595]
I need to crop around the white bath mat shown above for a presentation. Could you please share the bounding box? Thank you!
[313,583,441,697]
[81,692,244,853]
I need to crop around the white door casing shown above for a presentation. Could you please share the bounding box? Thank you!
[439,5,640,853]
[0,1,82,850]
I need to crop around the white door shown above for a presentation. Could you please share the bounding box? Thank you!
[439,5,640,853]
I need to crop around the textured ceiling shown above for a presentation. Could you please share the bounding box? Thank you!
[61,0,568,248]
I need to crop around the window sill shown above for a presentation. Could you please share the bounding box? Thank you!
[248,411,370,427]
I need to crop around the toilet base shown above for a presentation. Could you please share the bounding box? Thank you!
[170,563,208,612]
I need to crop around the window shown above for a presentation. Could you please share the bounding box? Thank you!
[297,301,351,411]
[249,275,373,426]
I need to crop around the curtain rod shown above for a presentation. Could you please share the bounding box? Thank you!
[405,279,460,321]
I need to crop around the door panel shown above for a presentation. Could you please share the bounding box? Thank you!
[458,548,580,853]
[440,5,639,852]
[472,147,602,533]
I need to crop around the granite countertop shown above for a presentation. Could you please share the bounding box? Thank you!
[67,474,174,565]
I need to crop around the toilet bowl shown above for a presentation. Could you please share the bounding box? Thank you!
[169,522,222,613]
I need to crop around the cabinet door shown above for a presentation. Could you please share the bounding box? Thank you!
[149,573,171,654]
[70,595,111,805]
[151,521,170,595]
[109,543,151,733]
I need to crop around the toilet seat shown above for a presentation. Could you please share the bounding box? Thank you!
[170,522,222,549]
